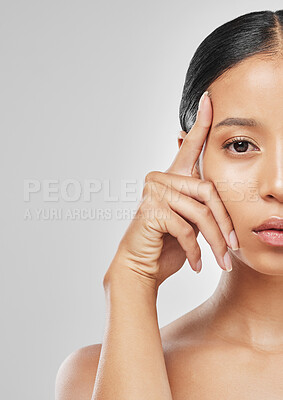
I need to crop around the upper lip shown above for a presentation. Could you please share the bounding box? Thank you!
[253,217,283,232]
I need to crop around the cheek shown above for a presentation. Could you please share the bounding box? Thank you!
[201,150,253,214]
[201,148,223,183]
[202,146,250,194]
[202,151,258,237]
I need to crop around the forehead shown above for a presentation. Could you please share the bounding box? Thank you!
[208,56,283,128]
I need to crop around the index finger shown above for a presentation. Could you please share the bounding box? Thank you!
[167,91,213,176]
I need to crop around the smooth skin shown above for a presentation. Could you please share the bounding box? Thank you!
[55,55,283,400]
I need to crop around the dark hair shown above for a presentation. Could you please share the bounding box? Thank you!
[179,9,283,134]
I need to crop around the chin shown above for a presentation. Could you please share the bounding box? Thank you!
[231,245,283,276]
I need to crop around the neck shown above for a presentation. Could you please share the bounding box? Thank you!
[208,251,283,353]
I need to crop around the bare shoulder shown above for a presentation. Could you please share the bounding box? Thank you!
[55,302,214,400]
[55,303,283,400]
[54,313,196,400]
[55,343,102,400]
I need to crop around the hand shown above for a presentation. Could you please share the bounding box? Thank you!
[105,92,239,288]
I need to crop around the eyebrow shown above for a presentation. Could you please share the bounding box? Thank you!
[214,117,260,129]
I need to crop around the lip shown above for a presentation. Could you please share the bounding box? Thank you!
[252,217,283,247]
[253,217,283,232]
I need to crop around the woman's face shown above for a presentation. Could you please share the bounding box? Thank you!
[200,55,283,274]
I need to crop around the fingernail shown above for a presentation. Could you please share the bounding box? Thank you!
[223,251,233,272]
[229,230,239,250]
[198,91,208,112]
[195,258,202,273]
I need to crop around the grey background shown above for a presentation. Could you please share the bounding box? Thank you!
[1,1,282,399]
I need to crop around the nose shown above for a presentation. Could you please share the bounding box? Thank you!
[259,141,283,203]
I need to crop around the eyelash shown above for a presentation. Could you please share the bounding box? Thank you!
[221,136,259,154]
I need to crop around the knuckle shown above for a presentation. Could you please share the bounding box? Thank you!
[143,180,170,205]
[142,182,150,198]
[198,121,211,129]
[199,204,211,218]
[199,180,214,200]
[204,180,215,191]
[141,185,162,206]
[145,170,161,183]
[138,197,154,216]
[182,225,194,240]
[142,180,158,198]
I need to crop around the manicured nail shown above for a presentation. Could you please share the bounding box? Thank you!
[223,251,233,272]
[198,91,208,112]
[229,230,239,250]
[195,258,202,273]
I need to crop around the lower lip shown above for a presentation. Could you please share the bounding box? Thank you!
[253,230,283,246]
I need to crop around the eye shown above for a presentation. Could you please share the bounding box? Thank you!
[221,137,259,154]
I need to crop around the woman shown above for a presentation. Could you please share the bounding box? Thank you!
[56,9,283,399]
